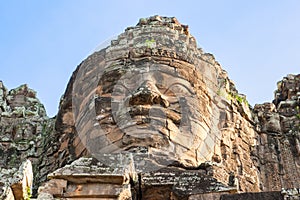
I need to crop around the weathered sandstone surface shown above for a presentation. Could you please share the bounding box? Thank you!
[0,16,299,200]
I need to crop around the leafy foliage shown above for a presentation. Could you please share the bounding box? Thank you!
[25,186,32,200]
[296,106,300,119]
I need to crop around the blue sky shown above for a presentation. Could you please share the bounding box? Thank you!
[1,1,300,117]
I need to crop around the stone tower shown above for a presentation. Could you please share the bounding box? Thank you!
[0,16,299,200]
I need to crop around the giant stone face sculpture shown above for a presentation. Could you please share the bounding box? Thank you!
[67,16,224,169]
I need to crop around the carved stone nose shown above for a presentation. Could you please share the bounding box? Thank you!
[129,81,169,107]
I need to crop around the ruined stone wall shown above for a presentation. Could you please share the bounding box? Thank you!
[210,66,260,192]
[253,74,300,191]
[0,82,58,197]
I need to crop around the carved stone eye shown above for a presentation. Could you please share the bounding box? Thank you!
[164,83,193,97]
[155,84,165,90]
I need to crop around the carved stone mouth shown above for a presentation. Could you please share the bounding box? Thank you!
[95,104,183,150]
[128,105,181,125]
[120,104,183,150]
[95,104,181,131]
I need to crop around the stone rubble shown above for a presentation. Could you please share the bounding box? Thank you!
[38,156,134,199]
[0,160,33,200]
[253,74,300,191]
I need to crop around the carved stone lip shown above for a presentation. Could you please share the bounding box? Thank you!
[128,105,181,125]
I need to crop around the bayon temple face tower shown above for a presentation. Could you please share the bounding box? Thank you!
[70,15,223,168]
[0,16,299,200]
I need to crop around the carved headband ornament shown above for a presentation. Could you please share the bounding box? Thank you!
[127,46,199,64]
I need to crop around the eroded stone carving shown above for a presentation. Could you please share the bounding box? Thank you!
[51,16,263,199]
[253,74,300,191]
[0,82,57,197]
[69,15,223,170]
[0,160,33,200]
[1,15,300,199]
